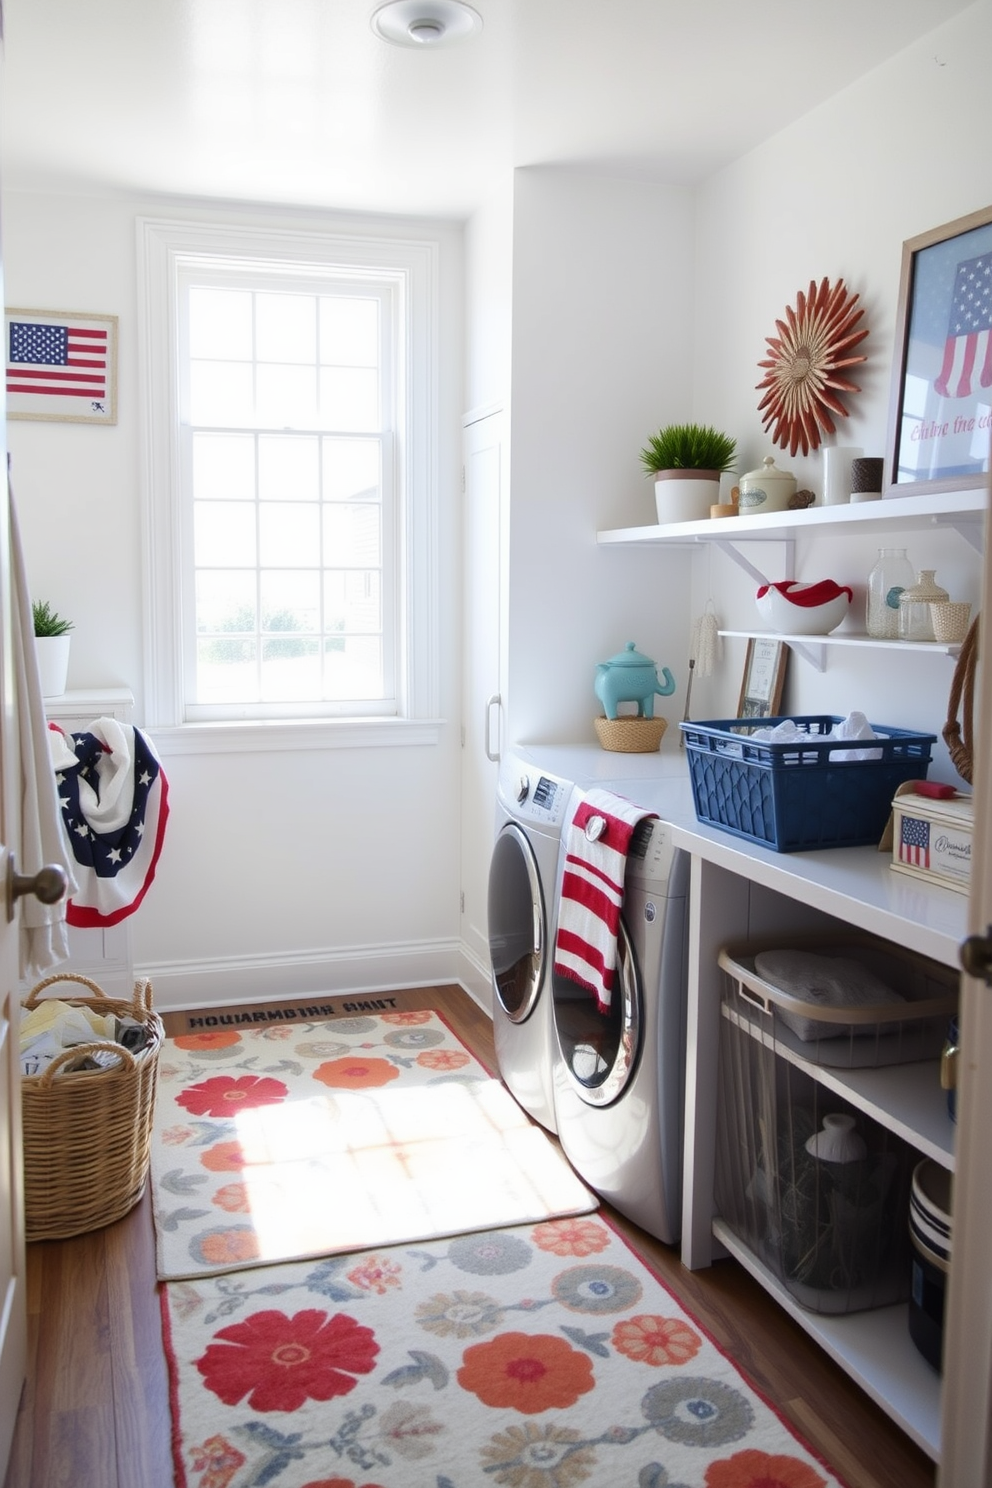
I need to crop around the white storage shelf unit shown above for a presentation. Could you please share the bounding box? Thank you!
[596,492,985,1467]
[40,688,135,997]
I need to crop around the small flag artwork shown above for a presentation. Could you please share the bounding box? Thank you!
[932,251,992,401]
[5,308,117,424]
[900,814,931,869]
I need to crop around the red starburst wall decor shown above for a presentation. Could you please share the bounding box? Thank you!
[756,277,868,457]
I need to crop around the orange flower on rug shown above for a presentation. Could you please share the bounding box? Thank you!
[151,1012,596,1281]
[162,1217,849,1488]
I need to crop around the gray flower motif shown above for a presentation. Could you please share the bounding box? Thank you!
[448,1230,533,1276]
[552,1265,643,1314]
[328,1016,378,1035]
[641,1376,754,1447]
[480,1422,597,1485]
[294,1039,350,1060]
[381,1027,446,1050]
[415,1289,504,1338]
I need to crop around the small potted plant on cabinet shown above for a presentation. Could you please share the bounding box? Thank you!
[32,600,73,699]
[640,422,737,524]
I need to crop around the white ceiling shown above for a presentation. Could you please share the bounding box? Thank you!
[2,0,973,219]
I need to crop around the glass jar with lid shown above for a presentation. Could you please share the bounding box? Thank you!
[898,570,949,642]
[866,548,915,639]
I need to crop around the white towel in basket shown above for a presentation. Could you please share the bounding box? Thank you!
[554,788,655,1012]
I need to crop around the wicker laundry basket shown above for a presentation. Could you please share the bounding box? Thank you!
[21,973,164,1241]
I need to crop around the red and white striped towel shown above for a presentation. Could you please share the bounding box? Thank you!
[554,788,656,1012]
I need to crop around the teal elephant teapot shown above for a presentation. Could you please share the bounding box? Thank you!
[594,641,676,721]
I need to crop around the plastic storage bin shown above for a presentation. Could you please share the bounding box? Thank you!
[715,964,916,1314]
[718,937,959,1069]
[679,714,936,852]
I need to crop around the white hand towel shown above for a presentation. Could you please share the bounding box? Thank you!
[554,787,656,1012]
[9,482,79,978]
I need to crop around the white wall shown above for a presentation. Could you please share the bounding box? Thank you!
[505,167,698,746]
[682,1,991,769]
[4,189,465,1008]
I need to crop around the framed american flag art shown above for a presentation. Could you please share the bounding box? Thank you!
[884,204,992,498]
[5,308,118,424]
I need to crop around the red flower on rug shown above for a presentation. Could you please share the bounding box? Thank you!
[196,1308,379,1412]
[612,1313,702,1367]
[301,1480,387,1488]
[381,1010,433,1025]
[174,1031,242,1052]
[416,1049,471,1071]
[706,1449,828,1488]
[211,1183,250,1213]
[312,1056,400,1090]
[200,1139,248,1173]
[177,1074,289,1118]
[457,1331,595,1413]
[531,1218,610,1257]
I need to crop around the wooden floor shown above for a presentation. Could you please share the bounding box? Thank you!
[4,984,937,1488]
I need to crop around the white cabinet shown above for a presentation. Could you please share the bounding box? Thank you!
[671,830,962,1462]
[41,689,135,996]
[597,494,987,1466]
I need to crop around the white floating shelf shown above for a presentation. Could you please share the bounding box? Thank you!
[718,628,963,670]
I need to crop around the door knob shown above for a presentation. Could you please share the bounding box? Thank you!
[960,927,992,985]
[6,857,67,922]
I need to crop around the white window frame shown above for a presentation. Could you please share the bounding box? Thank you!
[137,217,440,753]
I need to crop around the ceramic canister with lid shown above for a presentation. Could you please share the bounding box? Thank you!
[737,456,797,514]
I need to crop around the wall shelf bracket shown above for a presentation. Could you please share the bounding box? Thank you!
[709,536,796,588]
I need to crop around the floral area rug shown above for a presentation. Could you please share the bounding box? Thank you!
[151,1010,595,1281]
[162,1214,848,1488]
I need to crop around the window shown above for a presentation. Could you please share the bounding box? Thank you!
[138,218,439,746]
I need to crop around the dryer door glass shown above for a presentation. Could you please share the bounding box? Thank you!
[551,918,641,1107]
[488,823,546,1023]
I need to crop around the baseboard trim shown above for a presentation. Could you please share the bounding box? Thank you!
[137,938,469,1012]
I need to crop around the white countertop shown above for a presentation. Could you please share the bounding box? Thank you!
[517,740,968,969]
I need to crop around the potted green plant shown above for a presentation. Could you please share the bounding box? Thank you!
[32,600,74,699]
[640,422,737,524]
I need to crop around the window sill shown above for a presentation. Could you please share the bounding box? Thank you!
[151,717,444,757]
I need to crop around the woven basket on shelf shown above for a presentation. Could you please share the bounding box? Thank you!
[21,973,164,1241]
[594,714,667,753]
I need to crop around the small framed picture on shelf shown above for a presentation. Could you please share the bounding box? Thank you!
[5,308,118,424]
[884,203,992,498]
[737,637,788,719]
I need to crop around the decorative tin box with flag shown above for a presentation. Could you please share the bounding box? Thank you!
[5,308,118,424]
[890,783,973,895]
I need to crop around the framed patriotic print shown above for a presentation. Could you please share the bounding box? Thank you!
[5,308,118,424]
[884,204,992,497]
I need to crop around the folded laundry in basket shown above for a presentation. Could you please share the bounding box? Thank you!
[753,948,906,1042]
[746,712,881,761]
[554,788,655,1013]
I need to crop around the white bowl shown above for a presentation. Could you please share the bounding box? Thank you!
[755,580,852,635]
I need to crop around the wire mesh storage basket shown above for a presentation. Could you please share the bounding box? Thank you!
[679,714,937,851]
[21,973,164,1241]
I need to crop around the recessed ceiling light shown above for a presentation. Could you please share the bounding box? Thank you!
[370,0,483,48]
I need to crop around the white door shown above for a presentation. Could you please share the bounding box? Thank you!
[0,480,28,1471]
[938,473,992,1485]
[459,407,506,1001]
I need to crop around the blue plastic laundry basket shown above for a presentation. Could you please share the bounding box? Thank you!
[679,715,936,853]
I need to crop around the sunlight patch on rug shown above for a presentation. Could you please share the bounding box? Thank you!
[151,1010,596,1280]
[162,1216,849,1488]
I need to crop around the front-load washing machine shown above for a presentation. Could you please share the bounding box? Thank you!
[488,748,576,1134]
[551,800,689,1242]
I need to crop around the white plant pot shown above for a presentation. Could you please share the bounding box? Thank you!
[654,470,721,525]
[35,634,71,698]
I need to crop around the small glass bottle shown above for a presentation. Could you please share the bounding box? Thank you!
[898,570,949,642]
[866,547,915,638]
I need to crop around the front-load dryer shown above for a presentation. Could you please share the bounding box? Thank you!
[488,749,576,1134]
[551,803,689,1242]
